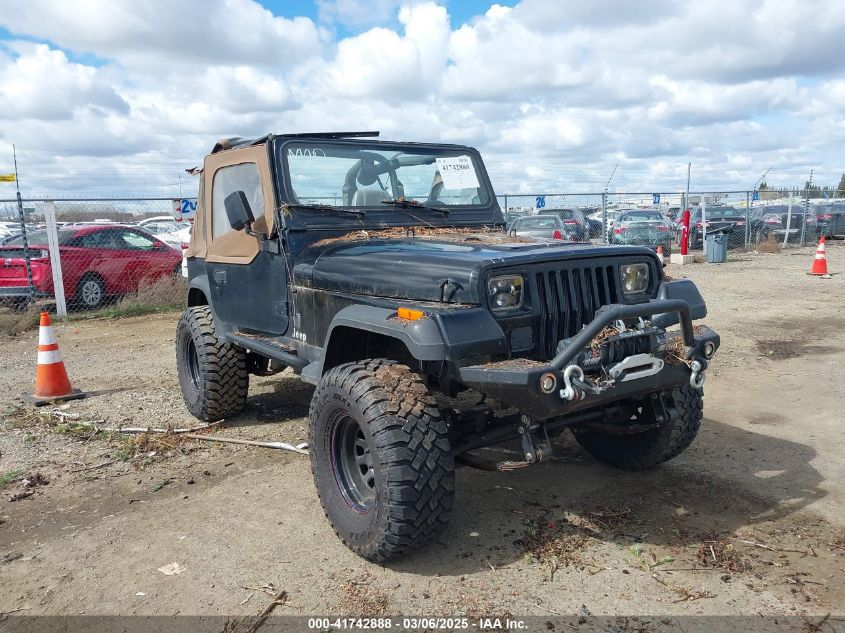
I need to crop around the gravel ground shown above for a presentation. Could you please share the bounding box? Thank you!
[0,242,843,623]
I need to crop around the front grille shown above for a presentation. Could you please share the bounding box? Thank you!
[534,264,620,360]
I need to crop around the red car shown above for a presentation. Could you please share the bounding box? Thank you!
[0,225,182,309]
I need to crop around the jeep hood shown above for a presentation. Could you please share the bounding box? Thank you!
[293,237,654,304]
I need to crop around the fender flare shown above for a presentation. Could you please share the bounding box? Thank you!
[188,274,211,307]
[325,305,447,361]
[322,304,509,367]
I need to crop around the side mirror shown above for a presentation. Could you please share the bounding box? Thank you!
[224,191,255,232]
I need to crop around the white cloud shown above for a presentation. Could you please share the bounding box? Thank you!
[321,2,449,98]
[0,0,843,196]
[0,0,324,69]
[0,43,127,121]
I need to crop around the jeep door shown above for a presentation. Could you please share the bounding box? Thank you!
[203,147,289,335]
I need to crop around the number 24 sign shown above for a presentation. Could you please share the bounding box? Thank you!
[172,198,197,220]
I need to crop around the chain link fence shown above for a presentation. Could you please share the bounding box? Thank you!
[1,197,194,317]
[500,190,844,252]
[2,191,842,318]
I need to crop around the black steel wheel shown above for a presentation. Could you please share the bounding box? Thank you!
[331,413,376,512]
[309,359,455,562]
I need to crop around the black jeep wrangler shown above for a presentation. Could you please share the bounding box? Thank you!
[176,132,720,562]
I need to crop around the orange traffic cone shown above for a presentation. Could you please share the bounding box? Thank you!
[656,244,664,264]
[26,312,85,405]
[808,237,830,277]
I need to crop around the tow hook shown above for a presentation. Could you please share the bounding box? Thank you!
[690,357,707,389]
[559,365,586,401]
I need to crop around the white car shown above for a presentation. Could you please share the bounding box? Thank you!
[137,216,192,277]
[138,217,190,245]
[588,210,624,239]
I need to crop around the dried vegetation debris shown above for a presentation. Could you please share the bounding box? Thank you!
[518,512,606,580]
[313,225,534,248]
[697,540,753,573]
[333,572,390,617]
[480,358,548,370]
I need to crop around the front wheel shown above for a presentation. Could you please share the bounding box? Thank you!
[572,384,703,471]
[309,359,455,562]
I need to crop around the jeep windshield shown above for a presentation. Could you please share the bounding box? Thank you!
[277,140,497,227]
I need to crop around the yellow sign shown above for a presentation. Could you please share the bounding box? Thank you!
[0,174,16,182]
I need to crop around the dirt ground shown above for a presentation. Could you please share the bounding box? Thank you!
[0,242,843,624]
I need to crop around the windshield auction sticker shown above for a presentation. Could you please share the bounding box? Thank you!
[435,155,480,190]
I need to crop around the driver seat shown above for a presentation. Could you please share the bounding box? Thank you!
[352,188,390,206]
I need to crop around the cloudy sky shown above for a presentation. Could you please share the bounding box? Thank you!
[0,0,843,198]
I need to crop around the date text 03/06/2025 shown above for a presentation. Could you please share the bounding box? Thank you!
[306,617,528,630]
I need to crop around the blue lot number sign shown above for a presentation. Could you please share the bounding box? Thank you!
[535,195,546,209]
[173,198,197,220]
[652,193,660,204]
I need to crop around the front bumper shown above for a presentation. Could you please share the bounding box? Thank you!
[457,298,720,420]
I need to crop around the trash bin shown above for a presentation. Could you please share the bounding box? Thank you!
[705,231,728,263]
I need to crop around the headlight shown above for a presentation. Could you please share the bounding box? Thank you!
[620,263,649,298]
[488,274,524,311]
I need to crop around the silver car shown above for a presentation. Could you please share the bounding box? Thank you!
[507,215,579,242]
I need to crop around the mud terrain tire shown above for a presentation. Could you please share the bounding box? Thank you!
[176,306,248,421]
[309,359,455,562]
[573,384,703,471]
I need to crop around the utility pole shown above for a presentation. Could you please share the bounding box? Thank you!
[13,145,34,304]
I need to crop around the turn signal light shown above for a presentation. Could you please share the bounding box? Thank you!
[552,230,563,240]
[397,307,425,321]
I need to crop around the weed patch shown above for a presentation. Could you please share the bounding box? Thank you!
[0,305,40,336]
[0,469,23,488]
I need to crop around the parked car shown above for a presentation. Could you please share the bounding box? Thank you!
[594,209,631,240]
[752,205,817,245]
[814,202,845,238]
[677,206,751,249]
[507,214,580,242]
[609,210,672,255]
[137,216,192,250]
[537,208,588,240]
[0,225,182,309]
[586,216,603,239]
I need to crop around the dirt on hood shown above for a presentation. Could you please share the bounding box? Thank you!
[313,225,537,248]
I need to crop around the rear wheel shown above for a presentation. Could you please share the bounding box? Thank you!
[572,384,703,471]
[176,306,248,421]
[309,359,455,562]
